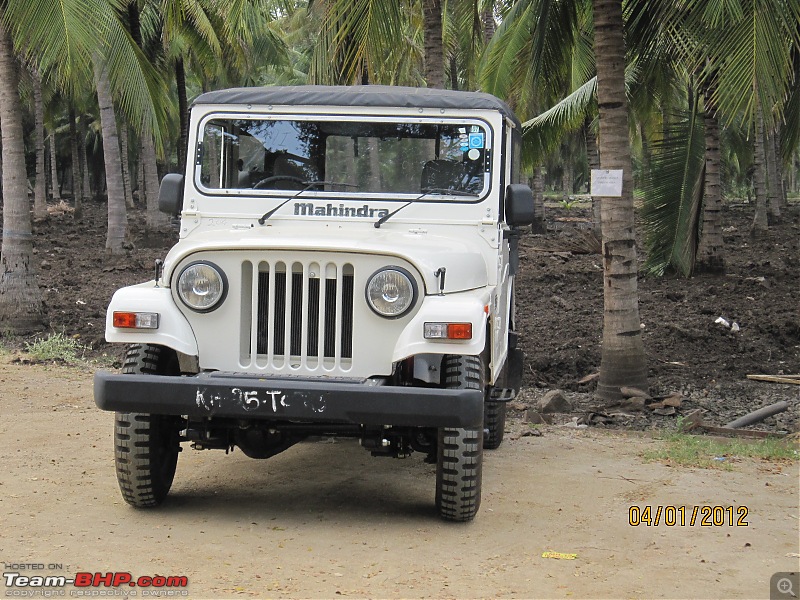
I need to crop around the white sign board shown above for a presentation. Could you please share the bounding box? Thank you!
[591,169,624,197]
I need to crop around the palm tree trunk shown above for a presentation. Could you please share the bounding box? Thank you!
[449,55,459,90]
[765,125,782,223]
[137,138,144,201]
[591,0,648,402]
[423,0,444,88]
[584,118,602,236]
[94,58,127,254]
[774,133,787,208]
[562,160,572,201]
[638,122,651,190]
[176,57,189,173]
[143,134,167,230]
[696,91,724,273]
[31,66,47,220]
[69,106,82,216]
[0,18,44,333]
[81,117,91,201]
[49,133,61,201]
[530,166,546,234]
[481,6,496,46]
[119,122,134,208]
[751,107,769,236]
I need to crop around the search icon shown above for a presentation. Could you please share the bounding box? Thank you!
[772,573,800,599]
[778,578,795,597]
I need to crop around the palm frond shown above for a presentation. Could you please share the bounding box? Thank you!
[695,0,800,129]
[98,11,169,146]
[780,46,800,162]
[311,0,405,85]
[570,6,594,91]
[642,98,706,277]
[521,77,596,167]
[478,0,535,99]
[4,0,99,95]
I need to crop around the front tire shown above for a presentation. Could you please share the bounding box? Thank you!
[114,344,181,508]
[436,355,484,522]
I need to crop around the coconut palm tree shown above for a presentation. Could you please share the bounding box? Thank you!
[635,0,800,269]
[481,0,647,400]
[30,66,48,220]
[310,0,500,89]
[310,0,407,85]
[0,14,44,333]
[423,0,444,87]
[694,88,724,272]
[590,0,649,400]
[1,0,169,332]
[94,56,128,253]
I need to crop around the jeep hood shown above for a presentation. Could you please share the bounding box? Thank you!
[163,228,489,294]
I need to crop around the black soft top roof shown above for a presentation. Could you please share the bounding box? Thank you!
[193,85,520,128]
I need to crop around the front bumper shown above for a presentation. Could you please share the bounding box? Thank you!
[94,371,483,428]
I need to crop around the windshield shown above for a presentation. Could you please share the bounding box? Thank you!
[196,116,491,200]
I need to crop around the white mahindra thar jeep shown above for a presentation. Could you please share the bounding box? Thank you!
[94,85,533,522]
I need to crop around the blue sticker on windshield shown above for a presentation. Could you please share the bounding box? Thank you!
[468,132,485,149]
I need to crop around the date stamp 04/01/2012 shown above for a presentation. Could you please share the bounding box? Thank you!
[629,505,749,527]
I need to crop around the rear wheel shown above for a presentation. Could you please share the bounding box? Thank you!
[483,401,506,450]
[114,344,182,508]
[435,355,484,522]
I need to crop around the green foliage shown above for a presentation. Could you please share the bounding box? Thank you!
[480,0,584,112]
[643,432,798,468]
[24,332,88,363]
[693,0,800,132]
[781,52,800,162]
[4,0,169,145]
[522,77,596,168]
[641,97,706,277]
[310,0,406,85]
[559,197,578,209]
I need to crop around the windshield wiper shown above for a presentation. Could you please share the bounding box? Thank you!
[374,187,478,229]
[257,181,359,225]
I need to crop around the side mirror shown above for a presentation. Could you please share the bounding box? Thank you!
[158,173,185,216]
[504,184,534,226]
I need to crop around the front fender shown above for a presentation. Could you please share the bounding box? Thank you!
[392,288,491,362]
[105,281,198,356]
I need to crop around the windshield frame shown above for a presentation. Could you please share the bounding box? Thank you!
[192,112,495,204]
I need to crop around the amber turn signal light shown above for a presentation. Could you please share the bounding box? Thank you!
[423,322,472,340]
[112,311,159,329]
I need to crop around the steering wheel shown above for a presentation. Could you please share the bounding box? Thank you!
[253,175,305,189]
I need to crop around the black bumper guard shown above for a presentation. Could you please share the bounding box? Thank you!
[94,371,483,428]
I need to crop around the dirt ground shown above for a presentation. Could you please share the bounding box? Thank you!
[0,199,799,598]
[1,357,798,599]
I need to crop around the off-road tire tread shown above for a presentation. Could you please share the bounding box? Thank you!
[436,355,484,522]
[115,344,180,508]
[483,401,506,449]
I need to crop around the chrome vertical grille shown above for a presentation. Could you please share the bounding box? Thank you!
[242,259,354,370]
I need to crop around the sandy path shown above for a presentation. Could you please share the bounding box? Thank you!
[1,357,798,598]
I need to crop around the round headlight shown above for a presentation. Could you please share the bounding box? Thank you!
[366,267,416,318]
[177,262,227,312]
